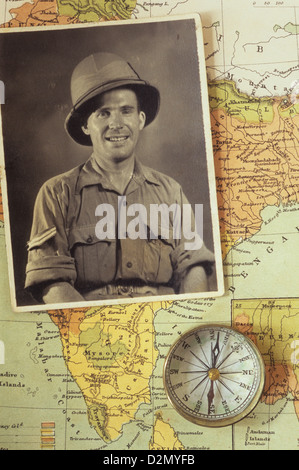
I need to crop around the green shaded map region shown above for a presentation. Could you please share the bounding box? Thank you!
[57,0,137,21]
[0,0,138,27]
[274,22,299,34]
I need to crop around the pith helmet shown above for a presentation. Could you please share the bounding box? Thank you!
[65,52,160,146]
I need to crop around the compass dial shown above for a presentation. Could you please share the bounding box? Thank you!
[163,324,265,427]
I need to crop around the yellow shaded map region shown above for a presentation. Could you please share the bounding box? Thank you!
[49,301,171,442]
[149,412,184,450]
[57,0,137,21]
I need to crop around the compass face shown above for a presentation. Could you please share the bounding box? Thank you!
[163,325,265,427]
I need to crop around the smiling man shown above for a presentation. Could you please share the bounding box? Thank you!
[82,87,146,194]
[24,52,215,305]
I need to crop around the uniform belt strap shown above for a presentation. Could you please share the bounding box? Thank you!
[81,283,175,300]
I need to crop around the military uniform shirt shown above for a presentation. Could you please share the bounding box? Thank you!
[25,155,215,300]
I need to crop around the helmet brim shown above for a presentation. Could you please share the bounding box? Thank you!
[65,81,160,146]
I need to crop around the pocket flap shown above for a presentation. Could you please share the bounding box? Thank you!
[149,223,175,248]
[68,226,112,250]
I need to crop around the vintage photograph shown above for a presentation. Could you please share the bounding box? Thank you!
[0,15,224,311]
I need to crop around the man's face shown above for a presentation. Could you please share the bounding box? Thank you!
[82,88,146,165]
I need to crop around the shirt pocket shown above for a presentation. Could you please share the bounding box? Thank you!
[68,226,117,289]
[143,225,175,284]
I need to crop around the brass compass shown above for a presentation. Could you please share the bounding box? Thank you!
[163,324,265,427]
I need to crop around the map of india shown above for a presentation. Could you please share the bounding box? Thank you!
[48,302,171,442]
[210,79,299,253]
[0,0,299,451]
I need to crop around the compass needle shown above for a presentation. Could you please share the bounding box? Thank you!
[164,325,265,427]
[211,332,221,367]
[207,381,214,414]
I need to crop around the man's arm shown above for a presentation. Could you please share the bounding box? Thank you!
[178,265,208,294]
[42,282,85,304]
[25,180,80,304]
[168,185,215,295]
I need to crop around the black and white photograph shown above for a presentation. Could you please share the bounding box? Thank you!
[0,15,224,312]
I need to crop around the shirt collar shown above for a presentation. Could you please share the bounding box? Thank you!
[75,154,161,194]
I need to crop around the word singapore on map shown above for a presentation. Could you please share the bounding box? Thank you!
[0,0,299,451]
